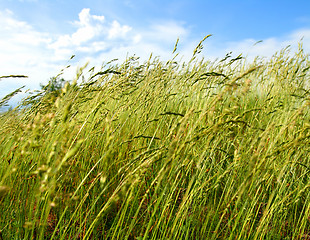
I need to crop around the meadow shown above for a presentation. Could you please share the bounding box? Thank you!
[1,38,310,239]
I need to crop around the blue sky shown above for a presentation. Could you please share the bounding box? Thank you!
[1,0,310,106]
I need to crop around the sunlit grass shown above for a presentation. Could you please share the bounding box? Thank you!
[0,40,310,239]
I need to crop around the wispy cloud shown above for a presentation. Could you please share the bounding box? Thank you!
[223,28,310,61]
[0,9,56,93]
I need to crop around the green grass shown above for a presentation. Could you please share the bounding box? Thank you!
[1,40,310,239]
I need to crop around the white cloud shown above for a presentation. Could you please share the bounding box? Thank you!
[50,8,105,49]
[108,20,132,39]
[48,8,134,60]
[77,8,93,26]
[50,8,132,48]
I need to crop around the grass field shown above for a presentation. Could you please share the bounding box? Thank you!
[1,39,310,239]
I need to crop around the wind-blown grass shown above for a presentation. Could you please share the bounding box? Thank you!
[0,40,310,239]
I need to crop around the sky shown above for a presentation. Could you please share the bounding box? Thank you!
[1,0,310,107]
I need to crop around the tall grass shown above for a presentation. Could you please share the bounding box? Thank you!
[0,40,310,239]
